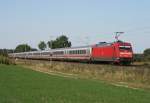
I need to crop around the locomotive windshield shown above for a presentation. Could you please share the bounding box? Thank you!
[119,46,132,51]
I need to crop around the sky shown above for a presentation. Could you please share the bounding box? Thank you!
[0,0,150,53]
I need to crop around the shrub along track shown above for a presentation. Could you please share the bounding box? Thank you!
[15,59,150,89]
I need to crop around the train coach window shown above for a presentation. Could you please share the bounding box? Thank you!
[69,50,76,54]
[53,51,64,55]
[33,53,40,55]
[76,50,77,54]
[78,50,80,54]
[68,50,88,54]
[70,50,74,54]
[76,50,86,54]
[75,50,76,54]
[75,50,77,54]
[80,50,82,54]
[81,50,86,54]
[72,51,75,54]
[69,51,71,54]
[69,51,72,54]
[77,50,79,54]
[28,53,32,55]
[42,52,50,55]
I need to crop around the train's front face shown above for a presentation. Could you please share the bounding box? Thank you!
[116,42,133,64]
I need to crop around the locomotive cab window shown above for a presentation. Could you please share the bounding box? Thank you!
[119,46,131,51]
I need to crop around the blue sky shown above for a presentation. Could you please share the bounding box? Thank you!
[0,0,150,53]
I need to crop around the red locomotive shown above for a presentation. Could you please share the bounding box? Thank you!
[9,41,133,65]
[92,41,133,64]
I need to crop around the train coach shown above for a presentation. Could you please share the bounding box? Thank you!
[9,41,133,65]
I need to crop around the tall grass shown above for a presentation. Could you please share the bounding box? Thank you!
[16,60,150,89]
[0,55,15,65]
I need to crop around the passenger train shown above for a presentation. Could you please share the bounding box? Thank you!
[9,41,133,65]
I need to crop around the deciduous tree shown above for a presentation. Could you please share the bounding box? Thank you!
[15,44,31,52]
[47,35,71,49]
[38,41,47,50]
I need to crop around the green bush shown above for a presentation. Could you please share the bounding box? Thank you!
[133,54,144,62]
[143,48,150,61]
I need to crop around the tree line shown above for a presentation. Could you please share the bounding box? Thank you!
[15,35,71,52]
[0,35,71,55]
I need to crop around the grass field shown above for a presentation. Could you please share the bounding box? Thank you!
[0,64,150,103]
